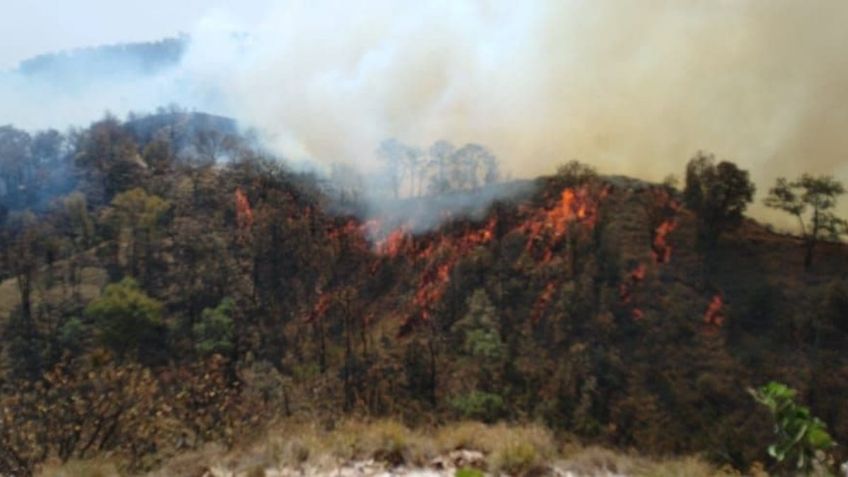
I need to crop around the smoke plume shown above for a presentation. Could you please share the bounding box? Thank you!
[3,1,848,225]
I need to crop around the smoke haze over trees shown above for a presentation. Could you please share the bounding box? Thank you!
[1,1,847,228]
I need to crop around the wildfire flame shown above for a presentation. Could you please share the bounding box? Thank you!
[307,290,333,323]
[235,187,254,231]
[531,281,557,322]
[521,186,601,253]
[703,294,725,328]
[652,218,677,264]
[321,184,612,334]
[411,218,498,321]
[649,187,681,264]
[619,262,646,319]
[377,226,411,257]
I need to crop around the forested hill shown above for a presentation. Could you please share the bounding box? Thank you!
[10,36,187,80]
[0,112,847,475]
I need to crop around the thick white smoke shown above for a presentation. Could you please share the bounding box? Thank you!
[2,0,847,226]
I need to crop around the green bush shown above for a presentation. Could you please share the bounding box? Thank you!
[85,277,166,363]
[455,467,484,477]
[749,381,835,473]
[193,298,235,356]
[450,391,506,423]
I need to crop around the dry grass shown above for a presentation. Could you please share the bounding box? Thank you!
[0,264,107,321]
[556,446,743,477]
[41,419,735,477]
[431,421,556,475]
[635,456,738,477]
[37,458,121,477]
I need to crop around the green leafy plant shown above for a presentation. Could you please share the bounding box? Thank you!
[455,467,484,477]
[194,297,235,356]
[450,391,506,423]
[748,381,835,473]
[85,277,166,363]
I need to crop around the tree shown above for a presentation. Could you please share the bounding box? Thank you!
[194,298,235,357]
[85,277,166,363]
[109,188,170,282]
[764,174,846,269]
[192,128,239,166]
[75,116,145,203]
[59,193,95,305]
[376,138,408,199]
[449,289,506,422]
[684,152,755,248]
[0,125,33,209]
[1,212,44,323]
[427,140,456,195]
[453,143,499,190]
[555,160,598,186]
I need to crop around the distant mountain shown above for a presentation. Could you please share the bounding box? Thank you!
[12,36,188,81]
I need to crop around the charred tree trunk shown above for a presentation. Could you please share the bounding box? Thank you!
[803,238,815,270]
[343,299,354,411]
[426,319,438,407]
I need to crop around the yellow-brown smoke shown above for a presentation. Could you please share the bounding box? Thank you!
[199,0,847,225]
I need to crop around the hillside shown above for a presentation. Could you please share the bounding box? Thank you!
[12,37,187,81]
[1,113,847,476]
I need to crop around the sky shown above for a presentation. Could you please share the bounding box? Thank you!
[0,0,272,69]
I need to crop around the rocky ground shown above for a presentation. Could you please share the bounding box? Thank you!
[199,450,630,477]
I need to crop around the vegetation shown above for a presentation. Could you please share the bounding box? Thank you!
[765,174,846,269]
[375,138,500,198]
[0,112,846,475]
[684,152,756,248]
[42,419,737,476]
[750,381,836,474]
[86,277,165,363]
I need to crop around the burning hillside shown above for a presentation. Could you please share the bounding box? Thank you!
[2,113,848,475]
[299,171,750,345]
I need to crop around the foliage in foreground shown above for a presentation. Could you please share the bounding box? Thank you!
[749,381,836,474]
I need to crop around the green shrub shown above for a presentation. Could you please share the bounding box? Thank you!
[194,298,235,356]
[450,391,506,423]
[85,277,165,363]
[749,381,835,473]
[455,467,484,477]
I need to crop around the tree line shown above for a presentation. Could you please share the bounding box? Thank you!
[682,151,846,269]
[375,139,501,199]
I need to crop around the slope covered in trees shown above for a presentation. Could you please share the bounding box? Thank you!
[13,37,187,80]
[0,113,846,475]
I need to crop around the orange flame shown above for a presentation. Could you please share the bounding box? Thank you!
[531,281,557,322]
[619,263,646,319]
[519,185,603,260]
[652,218,677,264]
[235,187,254,230]
[307,291,333,323]
[377,226,411,257]
[649,187,680,264]
[703,294,725,327]
[411,218,498,321]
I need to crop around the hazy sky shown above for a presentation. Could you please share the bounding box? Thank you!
[0,0,273,68]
